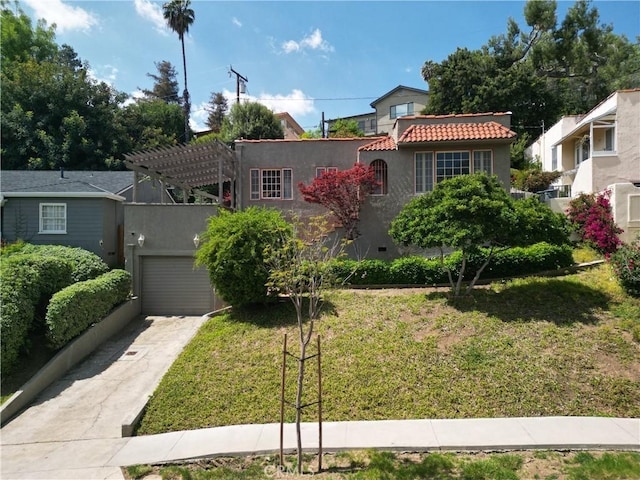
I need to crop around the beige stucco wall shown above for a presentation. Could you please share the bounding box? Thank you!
[123,204,218,295]
[610,182,640,244]
[374,88,429,135]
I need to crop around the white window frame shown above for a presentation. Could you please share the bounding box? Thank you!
[473,150,493,175]
[415,152,434,194]
[39,203,67,234]
[551,146,558,171]
[249,168,293,200]
[390,102,414,119]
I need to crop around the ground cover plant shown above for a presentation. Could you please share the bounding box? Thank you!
[123,450,640,479]
[136,263,639,435]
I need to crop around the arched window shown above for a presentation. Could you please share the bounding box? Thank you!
[370,159,388,195]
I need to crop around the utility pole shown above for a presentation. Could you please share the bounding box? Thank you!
[229,66,248,104]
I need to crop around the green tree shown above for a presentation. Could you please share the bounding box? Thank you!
[389,174,569,296]
[220,101,284,142]
[205,91,228,133]
[118,99,184,151]
[195,207,292,307]
[163,0,195,142]
[422,0,640,167]
[328,118,364,138]
[141,60,181,104]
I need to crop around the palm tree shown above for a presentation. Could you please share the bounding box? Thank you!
[163,0,195,142]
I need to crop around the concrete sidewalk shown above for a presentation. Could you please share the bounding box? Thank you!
[1,313,638,480]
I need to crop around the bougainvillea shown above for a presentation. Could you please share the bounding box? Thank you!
[298,163,379,239]
[567,190,622,255]
[608,239,640,297]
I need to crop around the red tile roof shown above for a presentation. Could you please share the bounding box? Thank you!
[399,121,516,143]
[358,136,397,151]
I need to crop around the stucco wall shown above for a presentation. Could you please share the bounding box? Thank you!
[610,182,640,244]
[374,88,429,135]
[123,204,218,295]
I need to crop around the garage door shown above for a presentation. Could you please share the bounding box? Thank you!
[141,256,214,315]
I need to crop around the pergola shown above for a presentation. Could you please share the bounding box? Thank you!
[124,140,236,204]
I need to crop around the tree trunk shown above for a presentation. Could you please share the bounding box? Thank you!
[181,36,190,142]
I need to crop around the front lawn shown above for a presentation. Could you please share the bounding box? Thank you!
[136,263,640,435]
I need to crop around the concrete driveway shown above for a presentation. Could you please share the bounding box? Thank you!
[0,315,208,480]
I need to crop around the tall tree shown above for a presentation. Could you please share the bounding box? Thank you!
[142,60,181,104]
[221,101,284,142]
[422,0,640,168]
[1,3,128,170]
[163,0,195,143]
[205,91,228,133]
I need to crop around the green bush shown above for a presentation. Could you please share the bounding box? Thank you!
[16,244,108,282]
[0,254,74,376]
[45,269,131,349]
[389,256,445,285]
[609,240,640,297]
[195,207,292,307]
[331,243,575,286]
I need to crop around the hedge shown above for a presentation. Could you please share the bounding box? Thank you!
[15,244,109,282]
[45,269,131,348]
[331,242,574,286]
[0,254,74,376]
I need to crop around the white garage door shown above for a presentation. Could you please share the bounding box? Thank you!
[141,256,214,315]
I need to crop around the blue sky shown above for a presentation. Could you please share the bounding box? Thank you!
[20,0,640,133]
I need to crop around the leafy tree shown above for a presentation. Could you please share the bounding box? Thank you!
[205,91,228,133]
[390,174,569,296]
[220,101,284,142]
[298,163,379,239]
[141,60,181,104]
[300,126,323,139]
[118,99,184,151]
[163,0,194,142]
[195,207,292,307]
[328,118,364,138]
[1,3,131,170]
[265,215,345,474]
[567,191,623,254]
[422,0,640,167]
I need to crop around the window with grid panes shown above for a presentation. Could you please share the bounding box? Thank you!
[40,203,67,233]
[436,151,470,183]
[415,152,434,193]
[473,150,492,174]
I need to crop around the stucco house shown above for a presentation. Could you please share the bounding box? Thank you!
[0,170,171,266]
[235,111,516,259]
[327,85,430,136]
[528,89,640,243]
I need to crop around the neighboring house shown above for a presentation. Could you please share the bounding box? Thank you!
[528,89,640,243]
[0,170,171,266]
[327,85,430,136]
[275,112,305,139]
[236,112,516,259]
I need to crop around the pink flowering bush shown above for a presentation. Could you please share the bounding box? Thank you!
[567,191,622,255]
[608,239,640,297]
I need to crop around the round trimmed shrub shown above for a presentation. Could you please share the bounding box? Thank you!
[195,207,292,307]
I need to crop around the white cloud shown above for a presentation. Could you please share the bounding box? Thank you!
[191,101,210,132]
[23,0,98,33]
[232,17,242,27]
[134,0,168,35]
[222,88,315,119]
[282,29,334,54]
[88,64,119,86]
